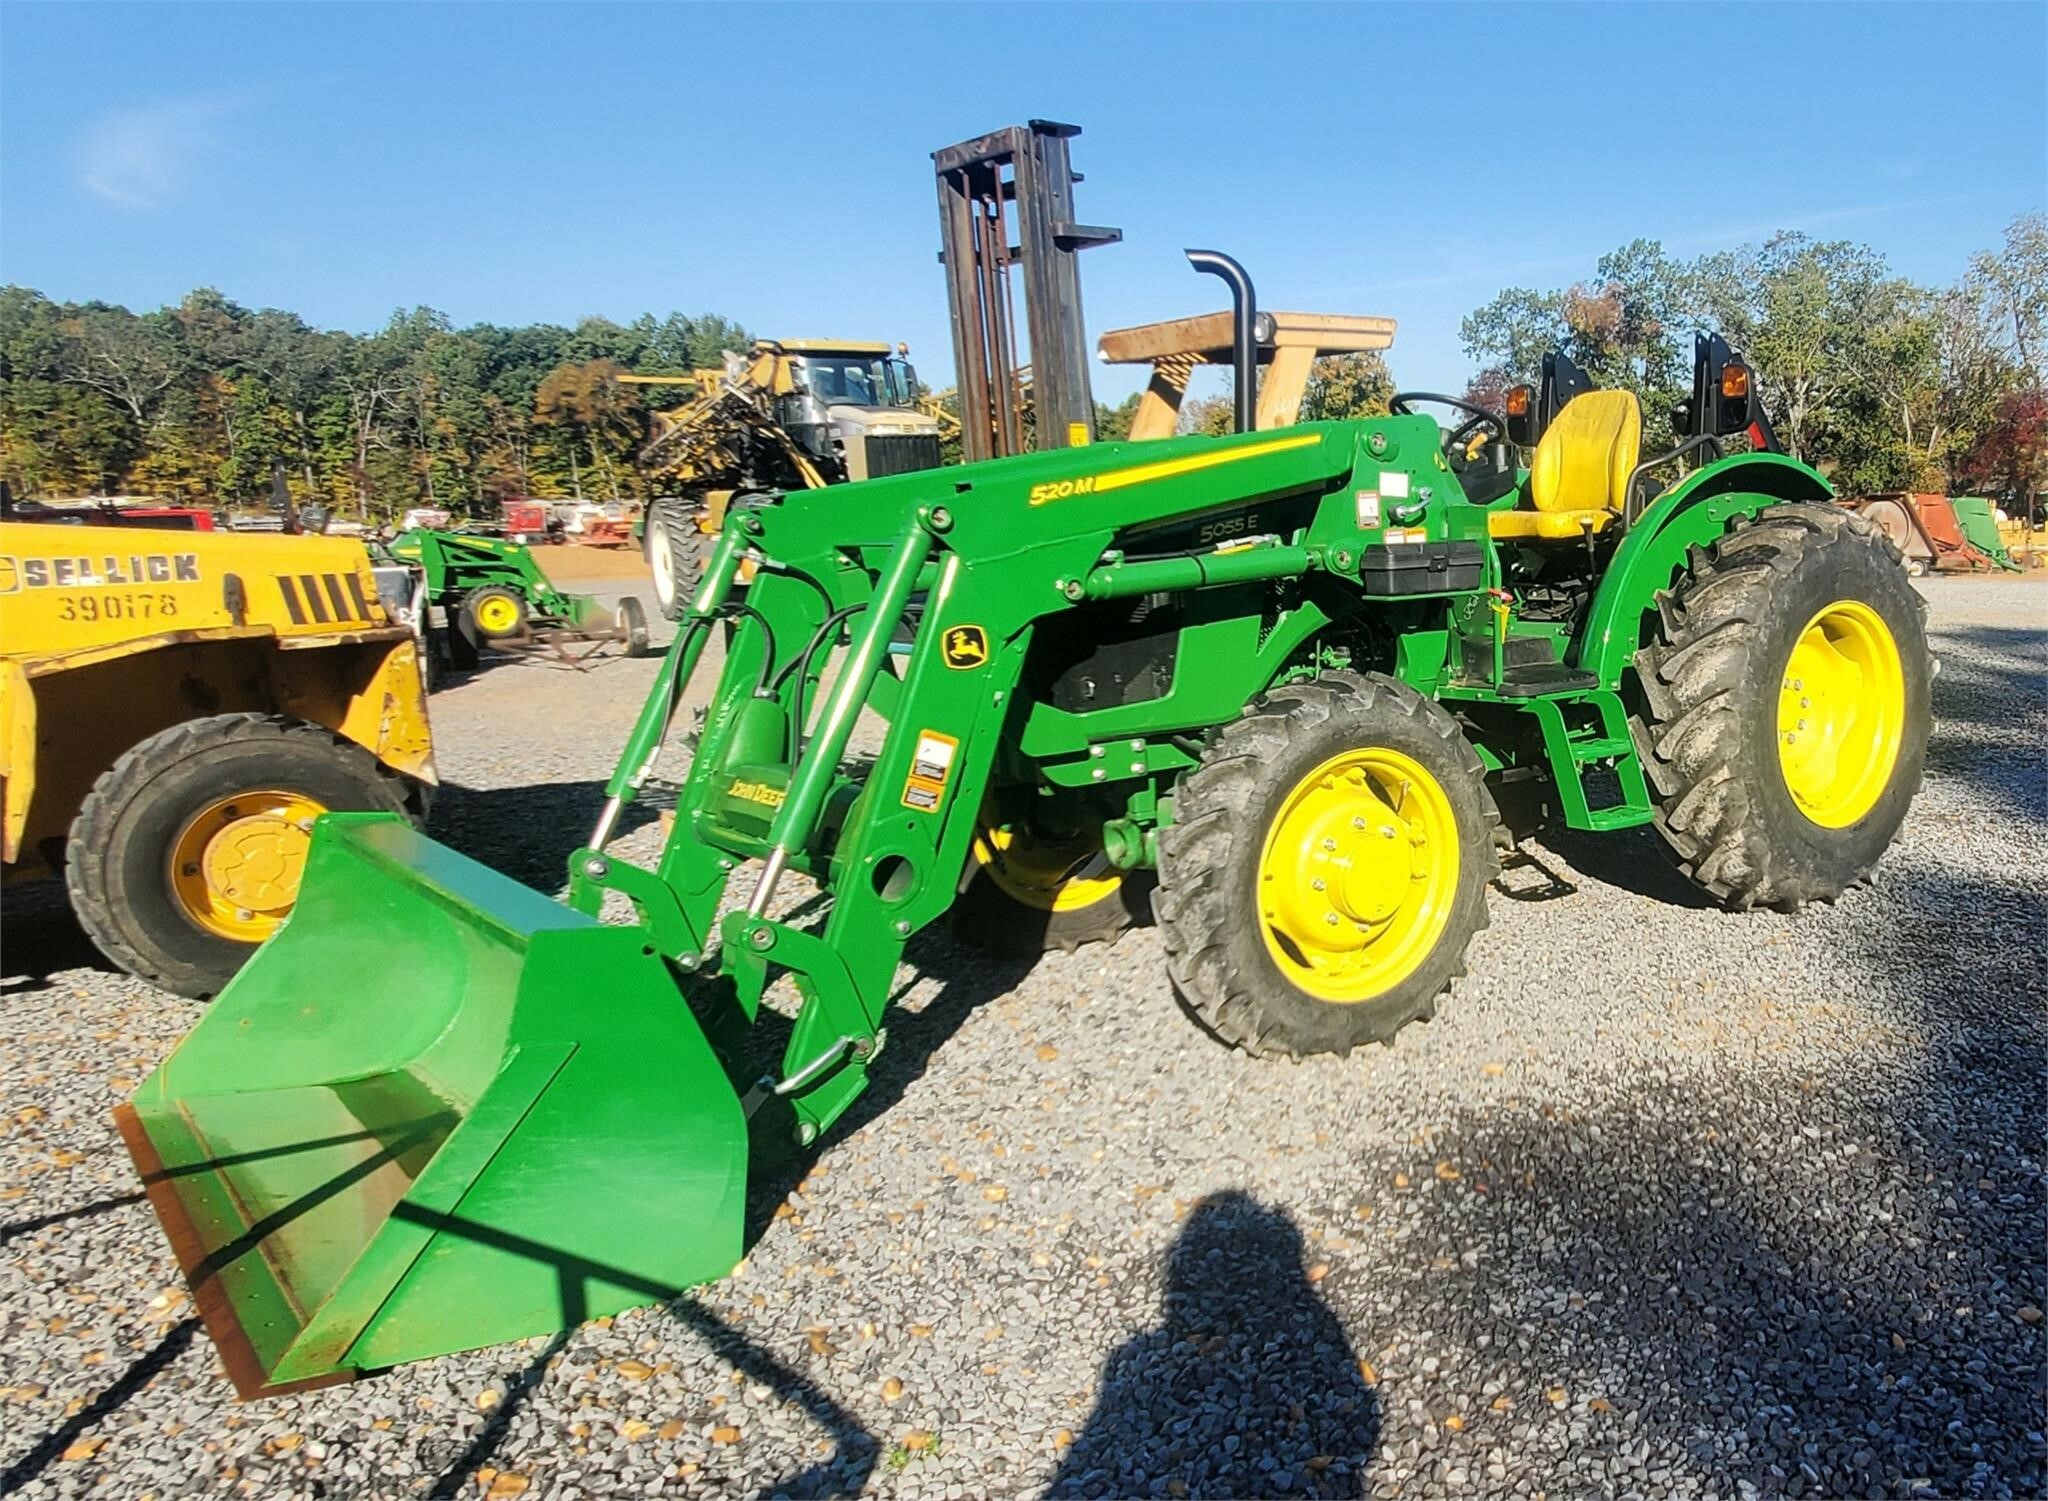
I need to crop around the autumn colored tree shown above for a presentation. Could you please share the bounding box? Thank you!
[1957,388,2048,516]
[534,358,645,502]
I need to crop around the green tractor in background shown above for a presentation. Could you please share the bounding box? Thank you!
[117,254,1928,1397]
[385,528,652,671]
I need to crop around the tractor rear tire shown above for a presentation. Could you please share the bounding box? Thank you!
[1630,501,1929,910]
[460,585,528,642]
[647,497,707,620]
[64,713,417,1000]
[1156,672,1499,1059]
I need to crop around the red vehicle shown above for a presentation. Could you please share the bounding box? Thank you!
[1,498,216,531]
[500,499,552,543]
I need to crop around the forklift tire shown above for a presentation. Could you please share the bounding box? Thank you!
[1156,671,1499,1058]
[64,713,417,1000]
[460,586,527,642]
[1630,502,1929,910]
[950,823,1153,957]
[617,595,652,656]
[442,615,480,673]
[647,497,707,620]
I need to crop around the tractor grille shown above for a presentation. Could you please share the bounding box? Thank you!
[864,434,943,479]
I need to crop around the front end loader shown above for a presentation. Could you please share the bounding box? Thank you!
[385,528,652,667]
[120,259,1930,1395]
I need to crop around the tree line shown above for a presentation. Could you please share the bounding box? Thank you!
[3,213,2042,516]
[0,286,751,516]
[1460,213,2047,504]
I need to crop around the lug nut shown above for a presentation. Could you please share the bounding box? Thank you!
[1312,878,1327,891]
[1353,817,1367,829]
[1324,912,1341,926]
[1381,826,1397,839]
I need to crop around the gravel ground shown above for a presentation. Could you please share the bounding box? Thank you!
[2,575,2043,1501]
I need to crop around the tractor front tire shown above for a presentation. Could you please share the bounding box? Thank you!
[950,821,1152,957]
[1156,672,1499,1059]
[460,585,528,643]
[64,713,417,1000]
[646,497,707,620]
[1631,502,1930,909]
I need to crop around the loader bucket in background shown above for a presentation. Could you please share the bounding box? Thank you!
[115,814,748,1398]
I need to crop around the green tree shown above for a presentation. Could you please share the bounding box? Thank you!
[1093,391,1140,443]
[1692,235,1890,464]
[1298,352,1393,422]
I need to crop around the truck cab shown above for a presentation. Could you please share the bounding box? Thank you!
[776,340,944,481]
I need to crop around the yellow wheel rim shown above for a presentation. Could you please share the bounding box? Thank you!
[168,790,327,943]
[1257,748,1459,1003]
[1776,600,1905,828]
[973,822,1123,914]
[474,594,522,634]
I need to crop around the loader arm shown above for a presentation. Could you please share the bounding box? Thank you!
[573,425,1377,1140]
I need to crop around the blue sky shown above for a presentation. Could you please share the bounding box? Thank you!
[2,2,2042,399]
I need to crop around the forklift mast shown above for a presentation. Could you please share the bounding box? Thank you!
[934,121,1121,461]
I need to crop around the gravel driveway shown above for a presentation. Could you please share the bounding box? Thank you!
[3,576,2042,1500]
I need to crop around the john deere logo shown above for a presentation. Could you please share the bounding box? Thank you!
[727,778,786,809]
[942,624,989,669]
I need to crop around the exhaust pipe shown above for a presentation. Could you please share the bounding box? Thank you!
[1185,249,1257,434]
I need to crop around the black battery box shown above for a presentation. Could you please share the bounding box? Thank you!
[1356,540,1485,596]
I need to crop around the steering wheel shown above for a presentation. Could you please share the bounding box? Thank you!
[1388,392,1507,470]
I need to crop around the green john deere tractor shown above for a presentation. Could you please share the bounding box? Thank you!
[385,528,651,669]
[117,254,1929,1395]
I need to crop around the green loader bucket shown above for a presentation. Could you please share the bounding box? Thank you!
[115,814,748,1397]
[1950,496,2022,571]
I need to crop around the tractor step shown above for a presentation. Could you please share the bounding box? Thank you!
[1523,693,1654,832]
[1455,632,1596,698]
[1564,735,1632,760]
[1490,662,1600,698]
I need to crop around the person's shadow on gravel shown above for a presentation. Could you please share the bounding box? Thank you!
[1047,1191,1378,1499]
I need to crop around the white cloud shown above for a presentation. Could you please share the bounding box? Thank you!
[74,95,241,210]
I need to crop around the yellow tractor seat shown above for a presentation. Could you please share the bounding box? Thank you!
[1488,390,1642,542]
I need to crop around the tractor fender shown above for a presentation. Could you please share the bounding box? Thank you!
[1575,453,1833,687]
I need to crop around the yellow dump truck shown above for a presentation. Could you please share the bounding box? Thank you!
[1,523,435,998]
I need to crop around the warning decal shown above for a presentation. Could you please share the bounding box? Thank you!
[901,729,960,813]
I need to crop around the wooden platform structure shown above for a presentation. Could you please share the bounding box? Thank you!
[1096,310,1397,440]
